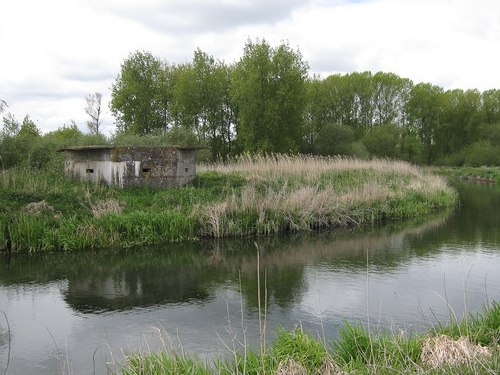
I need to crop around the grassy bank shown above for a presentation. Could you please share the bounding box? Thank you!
[120,301,500,374]
[0,155,457,252]
[435,166,500,183]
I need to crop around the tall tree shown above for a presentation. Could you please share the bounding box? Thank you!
[371,72,412,127]
[436,89,481,156]
[169,50,236,159]
[482,89,500,124]
[110,51,165,134]
[85,92,102,135]
[232,39,308,153]
[406,83,444,163]
[303,76,330,152]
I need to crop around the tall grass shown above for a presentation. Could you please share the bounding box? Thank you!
[1,156,457,252]
[120,302,500,374]
[199,155,456,238]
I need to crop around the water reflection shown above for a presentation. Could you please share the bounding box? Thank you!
[1,209,451,315]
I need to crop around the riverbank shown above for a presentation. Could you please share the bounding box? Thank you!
[121,301,500,374]
[435,166,500,184]
[0,155,457,252]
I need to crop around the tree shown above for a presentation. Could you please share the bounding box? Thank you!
[371,72,413,127]
[0,99,7,114]
[436,89,481,156]
[303,76,330,153]
[169,50,236,159]
[482,89,500,124]
[110,51,166,134]
[0,115,41,169]
[314,123,355,156]
[363,123,401,158]
[406,83,444,164]
[1,112,19,138]
[85,92,102,135]
[232,39,308,153]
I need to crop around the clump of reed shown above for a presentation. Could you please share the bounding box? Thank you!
[199,154,456,238]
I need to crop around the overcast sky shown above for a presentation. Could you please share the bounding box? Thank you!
[1,0,500,135]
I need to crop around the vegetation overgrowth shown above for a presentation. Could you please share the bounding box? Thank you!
[0,154,456,252]
[120,301,500,374]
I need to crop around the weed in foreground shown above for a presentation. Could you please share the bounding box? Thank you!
[120,302,500,374]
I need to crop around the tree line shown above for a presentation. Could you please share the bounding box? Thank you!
[110,39,500,165]
[2,39,500,170]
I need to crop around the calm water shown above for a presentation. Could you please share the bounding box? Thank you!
[1,180,499,374]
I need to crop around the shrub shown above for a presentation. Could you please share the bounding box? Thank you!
[314,123,356,156]
[464,140,500,166]
[363,123,401,158]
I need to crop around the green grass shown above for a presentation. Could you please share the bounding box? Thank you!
[120,302,500,374]
[434,302,500,346]
[0,156,457,252]
[435,166,500,183]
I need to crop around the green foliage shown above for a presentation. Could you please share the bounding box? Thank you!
[0,212,8,251]
[122,353,211,375]
[400,128,425,164]
[110,51,166,134]
[436,89,482,157]
[0,115,41,168]
[232,39,308,153]
[271,329,328,370]
[406,83,444,164]
[314,123,356,156]
[363,123,401,158]
[371,71,413,127]
[482,89,500,124]
[437,166,500,183]
[464,140,500,167]
[333,323,374,364]
[0,118,108,171]
[103,43,500,165]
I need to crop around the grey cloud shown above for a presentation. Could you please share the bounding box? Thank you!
[5,80,91,105]
[6,85,69,103]
[56,56,116,83]
[98,0,305,33]
[60,68,115,83]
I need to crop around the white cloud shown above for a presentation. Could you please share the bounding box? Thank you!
[1,0,500,134]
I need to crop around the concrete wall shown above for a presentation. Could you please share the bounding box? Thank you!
[62,147,197,188]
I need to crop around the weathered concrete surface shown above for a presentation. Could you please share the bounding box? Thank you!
[59,146,198,188]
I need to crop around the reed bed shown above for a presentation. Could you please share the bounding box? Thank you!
[198,155,456,238]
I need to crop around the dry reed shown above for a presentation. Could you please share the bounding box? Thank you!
[420,334,492,369]
[23,200,60,218]
[91,199,124,218]
[199,155,454,238]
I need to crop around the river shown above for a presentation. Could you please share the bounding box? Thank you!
[0,180,499,374]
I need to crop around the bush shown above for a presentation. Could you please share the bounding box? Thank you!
[348,141,369,159]
[434,150,466,167]
[362,123,401,158]
[464,141,500,166]
[314,123,356,156]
